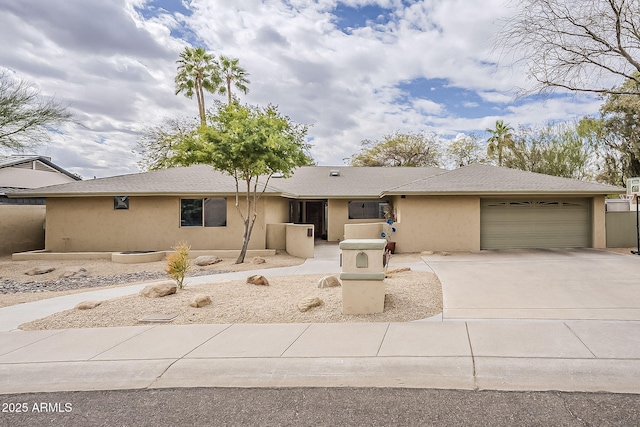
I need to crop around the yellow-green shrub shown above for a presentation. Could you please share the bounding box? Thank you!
[165,242,190,289]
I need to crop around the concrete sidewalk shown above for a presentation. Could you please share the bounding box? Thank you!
[1,320,639,395]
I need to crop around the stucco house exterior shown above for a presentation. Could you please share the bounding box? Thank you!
[9,163,622,254]
[1,155,80,254]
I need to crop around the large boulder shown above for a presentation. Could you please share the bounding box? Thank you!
[317,275,341,288]
[25,266,55,276]
[298,297,323,312]
[246,275,269,286]
[252,256,266,264]
[60,267,89,279]
[75,300,102,310]
[189,294,212,308]
[140,280,177,298]
[193,256,222,266]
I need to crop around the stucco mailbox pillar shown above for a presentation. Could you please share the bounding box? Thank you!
[339,239,386,315]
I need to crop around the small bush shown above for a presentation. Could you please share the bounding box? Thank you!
[165,242,191,289]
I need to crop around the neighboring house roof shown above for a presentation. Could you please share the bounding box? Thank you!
[384,164,623,196]
[8,163,623,198]
[0,155,80,183]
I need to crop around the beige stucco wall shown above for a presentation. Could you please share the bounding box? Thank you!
[45,196,275,252]
[394,196,481,252]
[327,199,392,242]
[0,205,45,254]
[592,195,606,248]
[285,224,314,258]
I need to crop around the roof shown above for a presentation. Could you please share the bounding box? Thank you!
[0,155,80,182]
[383,164,624,196]
[6,164,266,197]
[8,163,623,198]
[270,166,445,198]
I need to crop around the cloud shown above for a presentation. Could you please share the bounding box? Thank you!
[0,0,605,178]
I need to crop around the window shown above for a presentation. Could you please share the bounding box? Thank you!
[348,200,389,219]
[180,198,226,227]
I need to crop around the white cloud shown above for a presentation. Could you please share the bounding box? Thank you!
[0,0,605,178]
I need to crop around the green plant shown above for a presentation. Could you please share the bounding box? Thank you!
[165,242,191,289]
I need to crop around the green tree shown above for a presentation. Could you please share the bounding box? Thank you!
[597,75,640,183]
[486,120,514,166]
[502,123,594,179]
[177,102,313,263]
[0,71,73,151]
[217,56,250,105]
[175,46,220,126]
[135,116,198,171]
[350,131,441,167]
[446,133,487,167]
[577,116,627,186]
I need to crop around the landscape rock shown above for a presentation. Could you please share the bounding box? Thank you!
[247,275,269,286]
[139,280,177,298]
[317,275,341,288]
[193,256,222,266]
[421,251,434,255]
[75,300,102,310]
[60,267,89,279]
[298,297,323,312]
[25,266,56,276]
[252,256,266,264]
[189,294,212,308]
[440,251,451,256]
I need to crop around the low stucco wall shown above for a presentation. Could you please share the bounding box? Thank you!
[266,223,290,250]
[285,224,314,258]
[394,196,481,252]
[343,223,385,240]
[44,196,275,252]
[0,205,45,254]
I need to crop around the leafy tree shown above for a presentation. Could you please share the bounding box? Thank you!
[577,116,628,186]
[177,102,313,263]
[446,133,487,167]
[502,123,594,179]
[486,120,514,166]
[217,56,250,105]
[498,0,640,95]
[175,46,220,126]
[0,71,73,151]
[135,116,198,171]
[350,131,441,167]
[597,75,640,182]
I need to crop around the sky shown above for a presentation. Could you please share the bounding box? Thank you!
[0,0,604,179]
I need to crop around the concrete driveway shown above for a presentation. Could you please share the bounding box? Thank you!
[423,249,640,321]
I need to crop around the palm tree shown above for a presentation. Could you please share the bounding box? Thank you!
[486,120,514,166]
[175,46,220,126]
[216,56,250,104]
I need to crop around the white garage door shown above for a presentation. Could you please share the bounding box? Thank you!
[480,199,591,249]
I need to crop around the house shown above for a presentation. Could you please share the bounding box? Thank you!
[0,155,80,254]
[8,163,622,254]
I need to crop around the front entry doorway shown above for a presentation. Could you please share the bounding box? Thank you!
[291,200,327,240]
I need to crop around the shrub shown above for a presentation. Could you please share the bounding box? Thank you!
[165,242,191,289]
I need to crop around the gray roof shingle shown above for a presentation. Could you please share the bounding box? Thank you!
[8,163,623,198]
[384,164,623,195]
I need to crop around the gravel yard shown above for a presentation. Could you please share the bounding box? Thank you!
[0,252,444,328]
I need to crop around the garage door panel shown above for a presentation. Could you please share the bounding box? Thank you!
[481,199,591,249]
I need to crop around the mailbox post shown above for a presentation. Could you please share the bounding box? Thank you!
[339,238,386,314]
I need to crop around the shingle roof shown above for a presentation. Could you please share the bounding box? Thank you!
[270,166,445,198]
[8,164,269,197]
[8,163,623,198]
[384,164,623,195]
[0,155,80,181]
